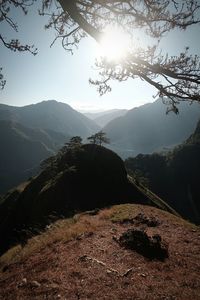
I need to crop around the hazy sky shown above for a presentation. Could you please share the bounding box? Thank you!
[0,3,200,111]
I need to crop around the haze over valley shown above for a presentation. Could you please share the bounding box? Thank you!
[0,99,199,224]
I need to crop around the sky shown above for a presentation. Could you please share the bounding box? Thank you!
[0,2,200,112]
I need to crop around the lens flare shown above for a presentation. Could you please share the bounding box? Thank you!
[98,26,131,62]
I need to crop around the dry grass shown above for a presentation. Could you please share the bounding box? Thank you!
[100,203,197,229]
[1,203,200,300]
[98,204,140,222]
[0,245,22,269]
[0,212,104,270]
[0,204,196,272]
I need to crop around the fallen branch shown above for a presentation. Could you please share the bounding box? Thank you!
[78,255,134,277]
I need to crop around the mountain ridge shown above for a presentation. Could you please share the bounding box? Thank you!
[0,100,100,194]
[104,99,200,158]
[0,120,64,194]
[84,109,128,127]
[0,143,175,256]
[0,100,100,138]
[125,119,200,224]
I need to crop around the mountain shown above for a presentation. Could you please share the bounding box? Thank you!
[84,109,128,127]
[0,143,199,299]
[0,120,69,194]
[0,100,100,138]
[103,99,200,158]
[0,100,100,194]
[0,143,176,255]
[125,120,200,224]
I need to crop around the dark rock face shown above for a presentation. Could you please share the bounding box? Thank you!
[118,229,168,261]
[0,144,148,255]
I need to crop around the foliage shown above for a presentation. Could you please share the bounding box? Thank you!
[40,136,83,173]
[66,136,82,147]
[0,0,38,88]
[0,67,6,90]
[42,0,200,110]
[0,0,37,54]
[1,1,200,109]
[59,136,83,155]
[87,131,110,146]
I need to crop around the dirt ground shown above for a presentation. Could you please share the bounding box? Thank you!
[0,204,200,300]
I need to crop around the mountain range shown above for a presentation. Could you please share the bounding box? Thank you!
[104,99,200,158]
[0,98,199,195]
[0,100,99,138]
[0,99,200,299]
[0,120,68,194]
[125,119,200,224]
[0,140,176,256]
[0,100,99,194]
[84,109,127,127]
[0,135,199,299]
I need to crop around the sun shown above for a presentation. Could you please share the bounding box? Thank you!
[98,25,131,62]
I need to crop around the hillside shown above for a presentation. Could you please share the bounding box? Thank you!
[125,120,200,224]
[0,204,200,299]
[0,120,68,194]
[0,100,100,138]
[0,100,100,194]
[0,143,176,256]
[104,99,200,158]
[84,109,128,127]
[0,144,143,254]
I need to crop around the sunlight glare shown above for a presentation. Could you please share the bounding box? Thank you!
[98,26,131,62]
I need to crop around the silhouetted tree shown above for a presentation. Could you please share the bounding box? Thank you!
[0,0,37,88]
[66,136,82,149]
[59,136,83,156]
[0,68,6,90]
[1,1,200,110]
[87,134,97,145]
[96,131,110,146]
[42,0,200,110]
[40,136,83,173]
[88,131,110,146]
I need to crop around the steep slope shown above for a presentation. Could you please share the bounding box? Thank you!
[104,99,200,158]
[0,204,200,300]
[0,100,100,138]
[125,120,200,224]
[84,109,128,127]
[0,144,174,256]
[0,120,68,194]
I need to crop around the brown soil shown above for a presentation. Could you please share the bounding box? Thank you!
[0,204,200,300]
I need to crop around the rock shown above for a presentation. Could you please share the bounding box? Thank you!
[18,278,27,287]
[118,229,168,260]
[139,273,146,277]
[30,280,41,288]
[134,213,160,227]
